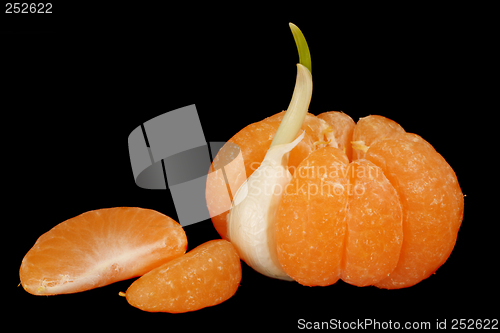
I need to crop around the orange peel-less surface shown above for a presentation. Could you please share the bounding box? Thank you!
[206,111,464,289]
[367,132,463,288]
[341,159,403,287]
[20,207,187,295]
[275,147,350,286]
[125,239,241,313]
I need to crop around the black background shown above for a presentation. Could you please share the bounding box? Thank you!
[5,4,492,331]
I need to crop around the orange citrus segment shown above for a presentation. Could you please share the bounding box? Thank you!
[206,142,247,240]
[275,147,349,286]
[366,134,464,289]
[352,115,405,160]
[317,111,356,161]
[19,207,187,295]
[341,159,403,286]
[125,239,241,313]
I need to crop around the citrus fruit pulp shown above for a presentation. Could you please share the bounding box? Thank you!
[366,132,464,288]
[342,159,403,287]
[125,239,241,313]
[206,111,463,288]
[275,148,404,287]
[275,146,350,286]
[20,207,187,295]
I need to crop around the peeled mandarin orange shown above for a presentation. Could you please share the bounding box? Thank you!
[125,239,241,313]
[20,207,187,295]
[206,111,463,289]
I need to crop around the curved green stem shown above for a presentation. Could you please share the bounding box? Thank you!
[270,24,313,148]
[289,23,311,73]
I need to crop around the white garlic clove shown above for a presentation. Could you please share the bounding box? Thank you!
[228,132,305,280]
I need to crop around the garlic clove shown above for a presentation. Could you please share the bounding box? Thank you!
[228,132,305,280]
[225,25,313,281]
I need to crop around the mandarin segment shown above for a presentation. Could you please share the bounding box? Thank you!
[341,159,403,286]
[19,207,187,295]
[275,147,349,286]
[206,142,248,240]
[365,134,464,289]
[317,111,356,161]
[352,115,405,160]
[125,239,242,313]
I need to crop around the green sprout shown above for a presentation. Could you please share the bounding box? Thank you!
[289,22,312,73]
